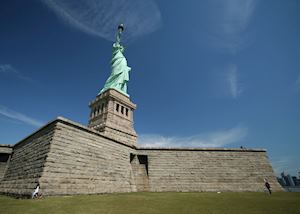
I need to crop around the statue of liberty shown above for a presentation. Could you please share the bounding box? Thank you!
[99,24,131,96]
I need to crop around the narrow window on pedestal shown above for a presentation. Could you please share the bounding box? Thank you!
[125,108,129,116]
[121,106,124,114]
[116,103,119,112]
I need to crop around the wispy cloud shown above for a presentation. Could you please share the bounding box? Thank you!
[221,0,256,35]
[0,64,33,82]
[227,64,243,98]
[41,0,162,42]
[208,0,257,53]
[0,105,43,127]
[138,125,248,148]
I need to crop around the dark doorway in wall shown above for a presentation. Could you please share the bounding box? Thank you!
[130,153,149,191]
[137,155,148,175]
[0,153,9,162]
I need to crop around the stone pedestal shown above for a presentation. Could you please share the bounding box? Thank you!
[88,89,137,147]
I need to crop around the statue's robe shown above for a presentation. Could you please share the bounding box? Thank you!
[100,42,131,96]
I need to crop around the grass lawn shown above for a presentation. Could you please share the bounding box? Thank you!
[0,192,299,214]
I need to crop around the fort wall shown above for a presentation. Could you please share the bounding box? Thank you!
[0,125,54,196]
[0,117,282,196]
[137,148,282,192]
[0,145,13,180]
[0,162,7,180]
[40,118,137,195]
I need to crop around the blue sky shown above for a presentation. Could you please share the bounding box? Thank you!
[0,0,299,176]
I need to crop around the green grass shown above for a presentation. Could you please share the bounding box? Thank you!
[0,192,299,214]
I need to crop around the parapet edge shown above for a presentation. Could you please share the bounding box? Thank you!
[13,116,137,149]
[0,144,13,148]
[0,144,13,154]
[137,147,267,152]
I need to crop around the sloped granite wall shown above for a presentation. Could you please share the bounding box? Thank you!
[137,148,282,192]
[0,117,281,196]
[40,119,137,195]
[0,145,12,180]
[0,125,54,196]
[0,162,7,180]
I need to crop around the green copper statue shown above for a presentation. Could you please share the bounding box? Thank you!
[99,24,131,96]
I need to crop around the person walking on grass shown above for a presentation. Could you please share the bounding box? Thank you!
[264,178,272,194]
[32,183,40,199]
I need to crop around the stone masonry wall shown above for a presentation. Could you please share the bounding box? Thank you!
[0,145,12,181]
[40,119,137,195]
[0,162,8,180]
[137,148,282,192]
[1,117,282,196]
[0,124,55,196]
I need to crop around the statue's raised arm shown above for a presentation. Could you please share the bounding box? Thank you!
[116,23,124,44]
